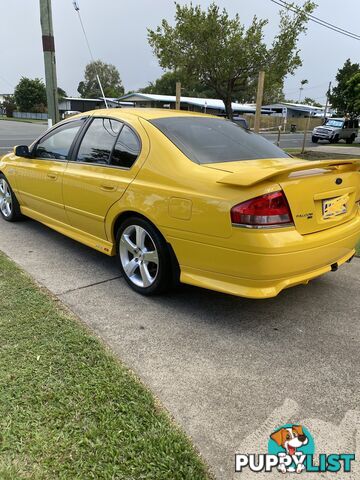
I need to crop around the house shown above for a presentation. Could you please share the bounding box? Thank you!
[118,93,259,115]
[58,97,134,115]
[262,102,328,118]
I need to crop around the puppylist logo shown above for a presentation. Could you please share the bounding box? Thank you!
[235,424,355,474]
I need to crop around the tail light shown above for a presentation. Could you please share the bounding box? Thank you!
[231,191,293,228]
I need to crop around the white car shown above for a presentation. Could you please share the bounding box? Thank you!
[312,118,359,144]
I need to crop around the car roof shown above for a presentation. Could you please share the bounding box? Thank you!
[71,108,219,122]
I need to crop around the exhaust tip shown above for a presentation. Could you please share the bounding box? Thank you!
[331,263,338,272]
[347,254,355,264]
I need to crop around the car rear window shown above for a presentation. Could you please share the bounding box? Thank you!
[150,117,289,164]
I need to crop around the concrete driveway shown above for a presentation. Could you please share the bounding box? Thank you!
[1,217,359,479]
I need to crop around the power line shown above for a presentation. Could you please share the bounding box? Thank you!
[284,81,329,94]
[280,0,360,38]
[270,0,360,40]
[270,0,360,41]
[0,75,14,90]
[72,1,108,108]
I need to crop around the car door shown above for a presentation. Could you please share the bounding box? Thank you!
[14,117,86,224]
[62,116,146,241]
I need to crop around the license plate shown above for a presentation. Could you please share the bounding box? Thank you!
[322,193,349,219]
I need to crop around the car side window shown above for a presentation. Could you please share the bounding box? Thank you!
[111,125,141,168]
[77,118,122,165]
[35,119,84,160]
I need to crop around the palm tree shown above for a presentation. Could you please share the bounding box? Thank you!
[298,79,309,102]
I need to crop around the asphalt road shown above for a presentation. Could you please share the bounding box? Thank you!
[0,120,46,153]
[263,131,360,149]
[0,218,359,479]
[1,118,359,153]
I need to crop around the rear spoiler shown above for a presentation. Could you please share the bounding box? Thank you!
[217,159,360,187]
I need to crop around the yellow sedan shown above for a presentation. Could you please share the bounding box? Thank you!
[1,109,359,298]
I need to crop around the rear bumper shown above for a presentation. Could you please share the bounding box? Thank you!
[168,214,360,299]
[180,249,355,299]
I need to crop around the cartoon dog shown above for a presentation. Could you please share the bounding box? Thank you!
[270,425,308,473]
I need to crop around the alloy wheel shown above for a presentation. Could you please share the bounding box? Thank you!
[0,178,13,218]
[119,225,159,288]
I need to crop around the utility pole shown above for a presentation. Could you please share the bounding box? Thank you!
[175,82,181,110]
[323,81,331,121]
[40,0,59,126]
[254,71,265,133]
[301,114,312,154]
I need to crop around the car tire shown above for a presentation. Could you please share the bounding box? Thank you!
[331,134,339,144]
[346,134,355,144]
[116,216,173,296]
[311,136,319,143]
[0,174,22,222]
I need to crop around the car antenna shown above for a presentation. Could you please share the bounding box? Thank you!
[72,1,109,109]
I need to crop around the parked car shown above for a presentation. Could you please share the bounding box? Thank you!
[1,109,359,298]
[312,118,359,144]
[232,116,249,129]
[217,114,249,130]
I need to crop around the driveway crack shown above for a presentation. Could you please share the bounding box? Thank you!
[59,276,122,296]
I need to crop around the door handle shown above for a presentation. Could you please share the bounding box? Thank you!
[47,173,58,180]
[100,184,117,192]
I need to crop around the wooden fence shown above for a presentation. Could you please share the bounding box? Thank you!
[244,115,323,132]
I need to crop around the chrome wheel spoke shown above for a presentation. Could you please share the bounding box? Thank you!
[121,234,137,255]
[139,262,152,287]
[135,226,146,249]
[143,249,158,265]
[124,258,138,277]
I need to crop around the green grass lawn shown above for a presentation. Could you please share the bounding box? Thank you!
[0,252,211,480]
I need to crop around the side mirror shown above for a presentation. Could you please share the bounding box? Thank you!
[14,145,31,157]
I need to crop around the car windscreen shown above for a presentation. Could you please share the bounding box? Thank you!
[150,117,289,164]
[325,120,344,128]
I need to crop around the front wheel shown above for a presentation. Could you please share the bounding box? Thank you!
[116,217,173,295]
[311,136,319,143]
[330,134,339,144]
[0,174,22,222]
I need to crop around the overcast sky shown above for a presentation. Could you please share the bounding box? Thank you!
[1,0,359,104]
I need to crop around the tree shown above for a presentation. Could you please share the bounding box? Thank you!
[303,97,322,107]
[343,73,360,117]
[57,87,67,101]
[140,71,217,97]
[148,1,316,118]
[298,79,308,101]
[14,77,47,112]
[330,59,360,116]
[77,60,124,98]
[1,94,16,117]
